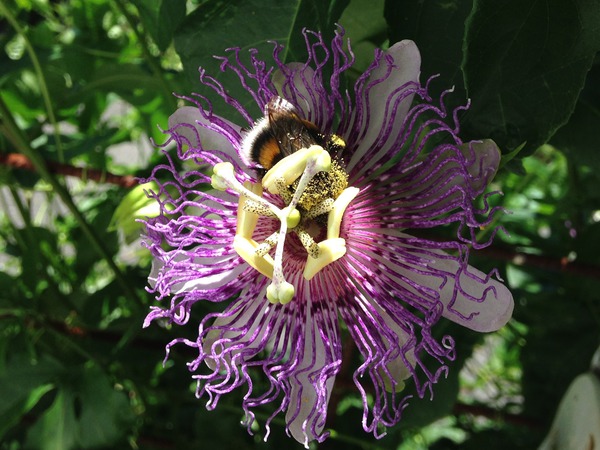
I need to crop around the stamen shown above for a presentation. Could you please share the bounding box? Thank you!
[236,181,263,239]
[264,145,331,304]
[233,181,275,278]
[244,199,277,218]
[233,235,274,279]
[262,145,331,194]
[304,198,334,219]
[302,187,359,280]
[255,232,279,257]
[303,238,347,280]
[295,226,320,258]
[327,187,360,239]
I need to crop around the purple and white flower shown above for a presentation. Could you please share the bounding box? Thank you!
[142,28,514,447]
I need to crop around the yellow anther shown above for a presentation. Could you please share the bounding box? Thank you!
[295,227,320,258]
[233,235,274,279]
[236,182,262,239]
[303,238,347,280]
[327,187,360,239]
[267,281,295,305]
[304,198,334,219]
[262,145,330,194]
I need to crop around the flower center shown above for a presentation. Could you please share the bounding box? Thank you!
[211,144,358,305]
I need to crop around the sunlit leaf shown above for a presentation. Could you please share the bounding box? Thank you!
[462,0,600,155]
[131,0,186,51]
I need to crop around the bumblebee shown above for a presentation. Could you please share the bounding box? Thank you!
[242,96,346,175]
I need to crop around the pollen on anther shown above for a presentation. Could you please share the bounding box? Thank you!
[243,199,277,218]
[292,159,348,211]
[296,228,320,258]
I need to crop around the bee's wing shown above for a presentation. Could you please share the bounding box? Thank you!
[266,97,320,157]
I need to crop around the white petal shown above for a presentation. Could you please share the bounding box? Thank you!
[286,309,335,446]
[400,242,514,332]
[152,249,244,294]
[346,40,421,174]
[202,296,268,371]
[436,258,513,332]
[373,304,417,390]
[462,139,501,192]
[148,258,162,289]
[272,63,320,122]
[372,139,502,217]
[172,263,247,295]
[352,231,513,332]
[168,106,244,167]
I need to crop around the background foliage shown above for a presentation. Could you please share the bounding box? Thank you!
[1,0,599,449]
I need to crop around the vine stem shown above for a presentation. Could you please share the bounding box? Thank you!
[1,152,138,188]
[0,1,65,162]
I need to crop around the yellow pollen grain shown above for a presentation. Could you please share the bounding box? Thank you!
[329,134,346,149]
[292,159,348,211]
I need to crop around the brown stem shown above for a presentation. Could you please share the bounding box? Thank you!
[475,245,600,279]
[1,152,138,188]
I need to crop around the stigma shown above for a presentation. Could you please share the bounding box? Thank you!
[211,145,358,304]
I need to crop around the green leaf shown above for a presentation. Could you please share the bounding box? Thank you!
[518,285,598,423]
[284,0,351,63]
[25,365,134,449]
[131,0,187,51]
[77,365,134,447]
[75,63,163,105]
[340,0,387,76]
[384,0,473,97]
[462,0,600,155]
[72,195,119,282]
[25,389,79,450]
[0,354,63,440]
[551,62,600,172]
[499,141,527,168]
[174,0,349,121]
